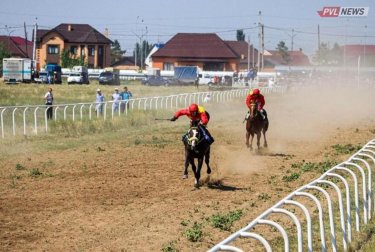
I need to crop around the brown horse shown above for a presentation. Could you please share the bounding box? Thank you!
[245,102,269,150]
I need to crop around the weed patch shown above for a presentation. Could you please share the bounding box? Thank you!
[210,210,243,231]
[185,222,203,242]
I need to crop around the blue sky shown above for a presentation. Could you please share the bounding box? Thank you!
[0,0,374,56]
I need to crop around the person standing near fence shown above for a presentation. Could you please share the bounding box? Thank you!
[111,88,121,112]
[44,87,54,120]
[95,89,105,116]
[120,86,132,113]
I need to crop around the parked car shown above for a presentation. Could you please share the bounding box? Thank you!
[99,71,120,85]
[67,72,89,84]
[34,70,48,83]
[141,75,169,86]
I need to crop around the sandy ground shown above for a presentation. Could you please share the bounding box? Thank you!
[1,85,375,251]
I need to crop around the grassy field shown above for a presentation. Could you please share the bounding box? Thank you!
[0,79,209,106]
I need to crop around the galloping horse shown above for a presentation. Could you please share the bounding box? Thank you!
[245,101,269,150]
[183,121,211,188]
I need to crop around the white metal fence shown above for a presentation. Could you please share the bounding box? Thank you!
[0,86,287,139]
[209,139,375,252]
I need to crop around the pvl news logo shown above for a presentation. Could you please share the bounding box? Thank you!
[317,7,369,17]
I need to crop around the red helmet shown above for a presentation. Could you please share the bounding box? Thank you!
[252,88,260,95]
[189,103,199,113]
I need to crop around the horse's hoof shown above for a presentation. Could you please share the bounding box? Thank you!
[207,168,211,174]
[182,174,188,179]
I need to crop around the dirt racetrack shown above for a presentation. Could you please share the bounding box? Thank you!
[1,85,375,251]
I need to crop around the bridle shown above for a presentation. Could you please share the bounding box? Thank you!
[187,127,202,149]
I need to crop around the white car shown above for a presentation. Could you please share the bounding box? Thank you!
[67,72,89,84]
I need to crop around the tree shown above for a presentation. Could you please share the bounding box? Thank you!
[312,42,342,65]
[329,43,342,65]
[0,43,11,75]
[276,41,290,64]
[133,40,153,69]
[60,50,86,68]
[110,39,126,65]
[236,30,245,41]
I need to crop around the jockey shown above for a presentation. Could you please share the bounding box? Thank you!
[170,103,214,144]
[245,88,266,120]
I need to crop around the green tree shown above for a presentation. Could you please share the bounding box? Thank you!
[110,39,126,65]
[60,50,86,68]
[276,41,290,64]
[133,40,153,69]
[0,43,11,75]
[236,30,245,41]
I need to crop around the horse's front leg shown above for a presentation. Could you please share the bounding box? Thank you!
[190,157,197,183]
[246,131,250,148]
[205,148,211,175]
[249,133,254,150]
[262,129,268,148]
[195,157,204,188]
[256,132,261,149]
[183,150,189,179]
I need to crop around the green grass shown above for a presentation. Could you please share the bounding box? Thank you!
[0,80,208,106]
[185,222,203,242]
[331,144,362,155]
[210,210,243,231]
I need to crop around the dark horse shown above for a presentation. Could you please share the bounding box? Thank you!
[183,121,211,188]
[245,102,269,150]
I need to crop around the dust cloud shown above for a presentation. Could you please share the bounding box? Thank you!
[203,84,375,177]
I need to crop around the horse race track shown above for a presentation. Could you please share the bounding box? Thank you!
[1,86,375,251]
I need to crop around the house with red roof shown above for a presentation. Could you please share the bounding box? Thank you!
[36,23,112,70]
[0,36,32,58]
[151,33,255,72]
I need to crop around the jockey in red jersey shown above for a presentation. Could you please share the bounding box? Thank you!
[171,103,214,144]
[245,88,267,120]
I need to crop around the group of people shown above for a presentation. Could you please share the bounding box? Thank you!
[43,86,133,120]
[170,88,266,145]
[95,86,133,115]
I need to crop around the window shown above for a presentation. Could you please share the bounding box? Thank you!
[88,46,95,56]
[163,63,174,71]
[70,46,78,55]
[47,45,59,54]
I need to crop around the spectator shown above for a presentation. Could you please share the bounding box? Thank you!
[44,87,54,120]
[95,89,105,116]
[47,72,52,84]
[111,88,121,112]
[120,86,133,113]
[203,93,211,103]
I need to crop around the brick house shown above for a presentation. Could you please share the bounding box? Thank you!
[151,33,243,72]
[36,23,112,70]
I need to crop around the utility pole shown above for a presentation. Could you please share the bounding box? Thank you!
[24,22,28,57]
[32,19,37,71]
[247,35,250,72]
[364,25,367,66]
[317,24,321,50]
[5,25,15,55]
[261,23,264,71]
[257,11,262,72]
